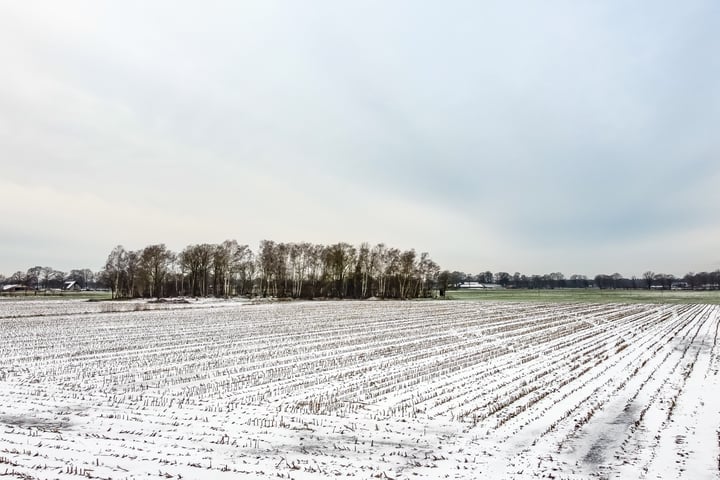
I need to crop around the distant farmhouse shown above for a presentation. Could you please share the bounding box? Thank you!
[63,281,82,291]
[1,284,30,293]
[458,282,503,289]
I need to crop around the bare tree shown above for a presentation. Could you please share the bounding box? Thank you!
[231,244,254,295]
[437,270,450,296]
[141,244,173,298]
[103,245,127,299]
[256,240,277,297]
[382,248,400,298]
[274,243,290,297]
[179,244,214,296]
[354,243,372,298]
[82,269,94,289]
[9,271,25,284]
[548,272,565,289]
[289,242,311,298]
[398,249,417,299]
[26,266,42,291]
[212,242,232,297]
[325,243,356,298]
[40,266,55,290]
[126,250,142,297]
[416,252,439,297]
[305,244,324,298]
[495,272,511,287]
[643,271,655,290]
[52,270,66,289]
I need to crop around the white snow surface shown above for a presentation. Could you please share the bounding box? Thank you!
[0,299,719,479]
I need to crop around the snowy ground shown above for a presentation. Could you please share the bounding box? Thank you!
[0,299,718,479]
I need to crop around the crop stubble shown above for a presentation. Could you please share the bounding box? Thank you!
[0,300,718,479]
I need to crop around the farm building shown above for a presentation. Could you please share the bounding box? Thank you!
[458,282,503,289]
[63,281,82,291]
[1,284,30,292]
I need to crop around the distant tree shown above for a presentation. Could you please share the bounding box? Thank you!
[713,270,720,285]
[437,270,450,295]
[549,272,565,289]
[356,243,374,298]
[213,241,242,297]
[179,245,199,296]
[494,272,510,287]
[165,253,180,296]
[448,271,465,289]
[9,271,25,284]
[397,249,417,299]
[66,269,84,286]
[416,252,439,297]
[369,245,386,297]
[140,244,173,298]
[273,243,290,297]
[228,242,253,296]
[643,271,655,290]
[305,243,324,297]
[179,244,214,296]
[103,245,127,298]
[51,270,66,289]
[126,250,143,297]
[594,274,612,289]
[66,268,95,289]
[683,272,699,290]
[256,240,278,297]
[82,269,94,289]
[289,242,311,298]
[40,266,55,289]
[325,243,357,298]
[653,273,671,290]
[381,247,401,298]
[26,266,42,290]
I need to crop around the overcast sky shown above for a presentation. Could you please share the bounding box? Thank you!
[1,1,719,278]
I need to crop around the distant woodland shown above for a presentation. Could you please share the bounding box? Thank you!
[100,241,440,299]
[2,240,719,299]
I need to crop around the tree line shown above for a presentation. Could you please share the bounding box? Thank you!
[99,240,441,299]
[444,270,720,290]
[3,251,719,298]
[0,267,97,291]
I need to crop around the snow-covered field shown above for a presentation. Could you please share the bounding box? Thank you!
[0,299,718,479]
